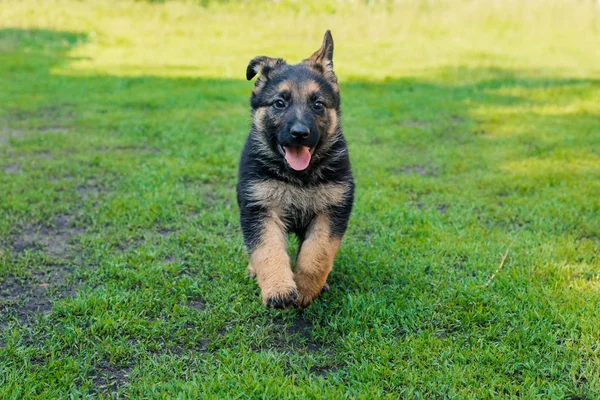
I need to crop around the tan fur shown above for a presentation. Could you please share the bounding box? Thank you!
[302,37,338,90]
[252,66,284,94]
[253,108,267,126]
[248,180,348,215]
[277,81,293,93]
[248,211,296,305]
[308,109,340,160]
[327,109,338,136]
[300,80,321,98]
[252,108,275,155]
[251,75,268,94]
[294,214,341,307]
[304,51,333,76]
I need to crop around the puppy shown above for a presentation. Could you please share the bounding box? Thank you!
[237,31,354,308]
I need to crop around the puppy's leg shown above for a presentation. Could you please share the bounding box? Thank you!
[294,214,340,307]
[249,212,297,309]
[247,263,256,279]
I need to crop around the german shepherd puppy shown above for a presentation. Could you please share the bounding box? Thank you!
[237,31,354,309]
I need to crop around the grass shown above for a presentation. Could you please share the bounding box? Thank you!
[0,0,599,398]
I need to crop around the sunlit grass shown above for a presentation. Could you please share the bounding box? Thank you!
[2,0,600,79]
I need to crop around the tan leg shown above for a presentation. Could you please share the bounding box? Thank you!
[247,263,256,278]
[249,212,297,308]
[294,214,341,307]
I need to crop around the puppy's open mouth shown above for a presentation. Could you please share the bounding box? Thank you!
[278,145,312,171]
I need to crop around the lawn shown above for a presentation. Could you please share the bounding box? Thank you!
[1,0,599,398]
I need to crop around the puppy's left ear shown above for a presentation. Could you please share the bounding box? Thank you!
[246,56,286,81]
[303,30,337,84]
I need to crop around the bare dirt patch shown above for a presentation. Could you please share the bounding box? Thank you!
[90,359,132,397]
[76,177,115,202]
[76,184,99,201]
[0,127,24,148]
[0,265,72,322]
[268,314,329,354]
[4,164,21,175]
[1,215,85,326]
[187,298,205,311]
[436,204,449,214]
[158,228,175,237]
[163,256,175,264]
[13,215,84,258]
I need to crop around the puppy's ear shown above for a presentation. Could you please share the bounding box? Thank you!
[303,30,336,83]
[246,56,286,81]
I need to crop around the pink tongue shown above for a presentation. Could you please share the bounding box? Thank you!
[284,146,311,171]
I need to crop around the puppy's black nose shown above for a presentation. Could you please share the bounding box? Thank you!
[290,123,310,139]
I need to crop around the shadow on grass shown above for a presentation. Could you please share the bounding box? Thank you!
[1,28,599,397]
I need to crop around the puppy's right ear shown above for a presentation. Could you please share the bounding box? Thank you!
[246,56,286,81]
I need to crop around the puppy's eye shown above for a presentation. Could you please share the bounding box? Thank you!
[273,100,286,109]
[312,101,324,111]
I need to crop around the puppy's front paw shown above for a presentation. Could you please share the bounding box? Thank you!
[255,266,297,309]
[295,292,314,308]
[294,274,325,308]
[263,288,298,309]
[297,282,329,308]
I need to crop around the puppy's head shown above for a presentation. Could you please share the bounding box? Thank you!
[246,31,340,172]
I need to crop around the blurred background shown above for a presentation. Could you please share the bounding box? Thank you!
[3,0,600,79]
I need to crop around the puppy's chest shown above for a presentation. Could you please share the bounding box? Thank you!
[249,180,347,216]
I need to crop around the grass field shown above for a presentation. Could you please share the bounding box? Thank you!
[1,0,599,398]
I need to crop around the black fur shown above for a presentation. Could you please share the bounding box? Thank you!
[265,289,298,309]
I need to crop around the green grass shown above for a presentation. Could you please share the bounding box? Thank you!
[1,0,599,398]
